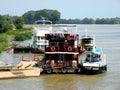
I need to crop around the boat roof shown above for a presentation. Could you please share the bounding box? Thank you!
[83,48,101,55]
[81,35,93,39]
[52,24,76,27]
[48,30,70,34]
[34,20,52,24]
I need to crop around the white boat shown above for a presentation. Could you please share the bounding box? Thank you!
[79,50,107,72]
[79,32,107,73]
[32,20,52,51]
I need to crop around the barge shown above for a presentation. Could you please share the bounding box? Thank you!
[0,54,43,79]
[42,26,82,73]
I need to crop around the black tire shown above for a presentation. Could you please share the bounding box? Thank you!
[75,69,79,74]
[104,65,107,71]
[46,68,53,74]
[101,66,107,72]
[98,67,102,73]
[61,67,67,74]
[79,66,84,73]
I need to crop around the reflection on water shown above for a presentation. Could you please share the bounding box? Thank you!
[0,25,120,90]
[41,74,106,90]
[1,73,119,90]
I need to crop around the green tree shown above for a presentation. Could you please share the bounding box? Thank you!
[60,18,95,24]
[22,9,61,24]
[22,11,35,24]
[0,15,13,33]
[0,34,9,53]
[48,10,61,24]
[13,16,24,29]
[81,18,95,24]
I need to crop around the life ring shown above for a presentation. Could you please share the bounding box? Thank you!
[50,46,56,52]
[67,46,73,52]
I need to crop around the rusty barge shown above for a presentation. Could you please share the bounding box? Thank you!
[41,26,83,73]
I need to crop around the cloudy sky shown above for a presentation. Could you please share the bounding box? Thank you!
[0,0,120,19]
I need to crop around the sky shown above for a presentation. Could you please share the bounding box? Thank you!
[0,0,120,19]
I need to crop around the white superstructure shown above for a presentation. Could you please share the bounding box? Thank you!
[32,20,52,50]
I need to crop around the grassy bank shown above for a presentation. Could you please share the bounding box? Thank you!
[0,34,9,53]
[0,26,33,53]
[14,32,32,41]
[6,27,32,35]
[7,27,33,41]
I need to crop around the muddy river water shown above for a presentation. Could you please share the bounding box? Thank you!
[0,25,120,90]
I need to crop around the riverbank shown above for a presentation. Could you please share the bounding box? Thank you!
[0,27,32,53]
[0,34,9,53]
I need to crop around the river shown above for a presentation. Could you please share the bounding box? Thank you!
[0,24,120,90]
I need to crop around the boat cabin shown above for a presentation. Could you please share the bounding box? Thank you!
[32,20,52,51]
[80,33,94,51]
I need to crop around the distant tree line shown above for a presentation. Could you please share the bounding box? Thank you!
[60,17,120,24]
[0,15,24,33]
[0,9,120,33]
[22,9,61,24]
[22,9,120,24]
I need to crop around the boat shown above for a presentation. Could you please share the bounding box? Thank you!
[13,19,52,54]
[42,25,82,74]
[79,32,107,73]
[32,19,52,53]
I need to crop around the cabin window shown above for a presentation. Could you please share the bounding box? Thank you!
[41,45,44,49]
[86,54,91,62]
[38,37,40,40]
[86,47,93,51]
[41,37,45,40]
[85,54,101,62]
[82,39,93,44]
[93,55,101,62]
